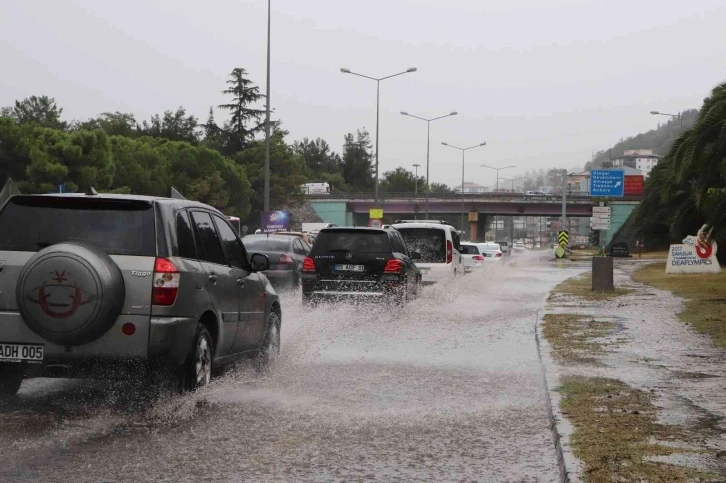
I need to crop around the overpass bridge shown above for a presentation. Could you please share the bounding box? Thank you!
[304,191,643,243]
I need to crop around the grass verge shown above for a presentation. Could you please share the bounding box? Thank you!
[632,262,726,347]
[542,314,616,365]
[552,273,633,301]
[559,376,708,482]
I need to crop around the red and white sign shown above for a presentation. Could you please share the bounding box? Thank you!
[666,225,721,274]
[624,175,644,196]
[369,219,383,228]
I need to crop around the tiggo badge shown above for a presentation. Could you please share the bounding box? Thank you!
[131,271,152,277]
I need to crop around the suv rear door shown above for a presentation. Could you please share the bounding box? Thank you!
[309,229,392,290]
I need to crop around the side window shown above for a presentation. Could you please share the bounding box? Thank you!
[190,211,226,266]
[176,210,198,260]
[213,215,249,270]
[302,240,312,253]
[293,239,305,255]
[451,230,461,251]
[391,232,407,256]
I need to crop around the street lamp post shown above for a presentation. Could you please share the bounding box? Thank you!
[412,163,421,198]
[481,164,515,242]
[401,111,457,218]
[341,67,417,204]
[263,0,272,211]
[441,142,487,233]
[651,110,683,131]
[500,176,530,192]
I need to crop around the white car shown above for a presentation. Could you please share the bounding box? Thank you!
[394,221,464,284]
[477,242,504,261]
[459,243,485,272]
[513,241,526,251]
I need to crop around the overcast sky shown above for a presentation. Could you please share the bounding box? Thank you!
[2,0,725,189]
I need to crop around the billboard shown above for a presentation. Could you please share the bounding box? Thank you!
[260,211,290,234]
[666,225,721,274]
[624,175,644,196]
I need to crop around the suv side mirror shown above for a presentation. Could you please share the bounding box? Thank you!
[411,251,422,260]
[250,253,270,272]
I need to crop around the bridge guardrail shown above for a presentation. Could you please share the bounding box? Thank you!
[302,191,614,202]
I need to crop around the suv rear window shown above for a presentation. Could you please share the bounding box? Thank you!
[397,228,446,263]
[312,230,391,254]
[0,197,155,256]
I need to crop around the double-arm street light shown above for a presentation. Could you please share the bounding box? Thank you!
[401,111,457,218]
[650,110,683,131]
[341,67,418,203]
[412,163,421,198]
[500,176,530,192]
[441,142,487,232]
[480,164,516,192]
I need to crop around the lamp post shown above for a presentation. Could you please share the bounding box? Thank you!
[401,111,457,218]
[481,164,515,241]
[263,0,272,211]
[341,67,417,203]
[500,176,530,192]
[412,163,421,198]
[441,142,487,232]
[650,110,683,131]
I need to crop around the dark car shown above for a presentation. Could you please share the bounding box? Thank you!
[301,227,421,305]
[242,234,311,289]
[0,192,281,397]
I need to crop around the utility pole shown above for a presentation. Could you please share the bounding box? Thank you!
[263,0,272,212]
[561,170,567,235]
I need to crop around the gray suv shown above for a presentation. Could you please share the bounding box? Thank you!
[0,192,281,397]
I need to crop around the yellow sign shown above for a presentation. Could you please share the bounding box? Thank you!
[369,208,383,219]
[558,230,569,246]
[468,211,478,222]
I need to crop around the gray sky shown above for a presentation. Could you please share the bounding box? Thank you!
[2,0,725,189]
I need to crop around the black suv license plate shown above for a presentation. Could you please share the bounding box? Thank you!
[334,264,365,272]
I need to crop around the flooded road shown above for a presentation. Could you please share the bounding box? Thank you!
[0,251,582,482]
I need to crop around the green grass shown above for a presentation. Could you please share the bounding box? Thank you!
[542,314,616,365]
[552,273,633,301]
[559,376,709,483]
[632,263,726,347]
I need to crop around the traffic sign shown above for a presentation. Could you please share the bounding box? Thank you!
[590,170,624,197]
[369,219,383,228]
[592,206,611,214]
[369,208,383,219]
[558,230,569,246]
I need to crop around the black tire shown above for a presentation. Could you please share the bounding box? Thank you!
[182,325,214,391]
[0,363,24,398]
[255,312,281,373]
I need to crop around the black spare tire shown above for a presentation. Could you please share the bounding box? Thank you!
[16,242,125,346]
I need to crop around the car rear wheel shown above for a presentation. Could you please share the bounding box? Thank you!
[255,312,280,373]
[183,325,214,391]
[0,363,24,398]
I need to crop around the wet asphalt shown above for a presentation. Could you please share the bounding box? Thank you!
[0,251,582,483]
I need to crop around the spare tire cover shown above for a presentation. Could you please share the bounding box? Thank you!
[16,242,125,346]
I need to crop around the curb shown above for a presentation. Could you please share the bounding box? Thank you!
[534,310,576,483]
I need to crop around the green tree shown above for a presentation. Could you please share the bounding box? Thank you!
[429,182,454,194]
[293,137,342,177]
[20,128,114,193]
[75,112,138,137]
[379,167,426,193]
[139,107,200,144]
[218,68,265,154]
[9,95,67,130]
[341,130,374,191]
[0,117,36,186]
[201,106,226,152]
[233,127,307,226]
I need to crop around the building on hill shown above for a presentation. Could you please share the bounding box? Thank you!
[612,149,660,178]
[455,182,488,194]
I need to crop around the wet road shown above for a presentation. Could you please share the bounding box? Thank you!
[0,251,581,483]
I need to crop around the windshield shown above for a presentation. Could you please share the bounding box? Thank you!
[397,228,446,263]
[0,197,155,256]
[459,244,480,255]
[242,237,292,252]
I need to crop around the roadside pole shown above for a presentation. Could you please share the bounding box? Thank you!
[560,171,567,234]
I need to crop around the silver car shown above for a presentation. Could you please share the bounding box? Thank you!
[0,192,281,397]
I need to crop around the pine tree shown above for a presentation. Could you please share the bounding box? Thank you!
[218,68,266,154]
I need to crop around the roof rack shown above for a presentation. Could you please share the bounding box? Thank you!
[394,220,451,225]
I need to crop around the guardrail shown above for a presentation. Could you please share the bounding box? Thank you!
[303,191,598,202]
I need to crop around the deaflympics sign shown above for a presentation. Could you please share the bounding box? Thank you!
[665,224,721,274]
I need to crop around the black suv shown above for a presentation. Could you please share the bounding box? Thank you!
[301,227,421,305]
[0,192,281,396]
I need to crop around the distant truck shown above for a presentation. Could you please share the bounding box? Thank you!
[301,183,330,195]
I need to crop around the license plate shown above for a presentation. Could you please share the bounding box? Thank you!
[0,343,44,363]
[334,264,365,272]
[419,268,431,274]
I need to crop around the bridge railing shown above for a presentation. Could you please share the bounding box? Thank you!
[303,191,601,202]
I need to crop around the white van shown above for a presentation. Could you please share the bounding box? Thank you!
[393,221,464,284]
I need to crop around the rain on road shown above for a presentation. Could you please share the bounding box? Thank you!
[0,251,581,483]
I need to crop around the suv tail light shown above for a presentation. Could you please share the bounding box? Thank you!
[473,255,484,261]
[279,254,294,265]
[495,253,502,258]
[152,258,180,306]
[384,259,403,274]
[303,257,316,272]
[446,240,453,264]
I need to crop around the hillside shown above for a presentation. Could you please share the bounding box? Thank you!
[585,109,698,170]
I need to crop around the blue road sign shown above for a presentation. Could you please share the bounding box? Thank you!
[590,169,624,197]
